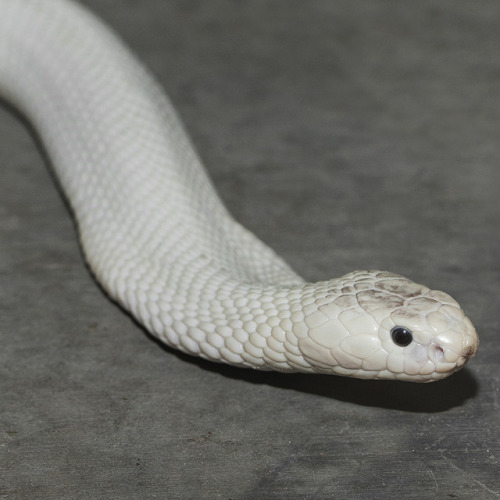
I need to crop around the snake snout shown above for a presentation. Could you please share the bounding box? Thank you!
[427,313,479,373]
[462,322,479,361]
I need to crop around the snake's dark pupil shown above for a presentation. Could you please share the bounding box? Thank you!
[391,326,413,347]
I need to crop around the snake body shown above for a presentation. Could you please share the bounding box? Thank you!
[0,0,478,381]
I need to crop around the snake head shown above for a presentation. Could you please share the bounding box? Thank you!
[297,271,479,382]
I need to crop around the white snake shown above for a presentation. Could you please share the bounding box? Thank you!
[0,0,479,382]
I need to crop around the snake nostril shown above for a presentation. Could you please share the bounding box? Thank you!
[430,345,444,363]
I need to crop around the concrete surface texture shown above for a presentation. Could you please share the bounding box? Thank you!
[0,1,499,498]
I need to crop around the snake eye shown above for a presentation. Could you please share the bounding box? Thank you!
[391,326,413,347]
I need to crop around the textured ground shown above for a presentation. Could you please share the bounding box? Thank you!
[1,1,499,498]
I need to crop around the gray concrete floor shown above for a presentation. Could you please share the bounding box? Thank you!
[1,1,499,498]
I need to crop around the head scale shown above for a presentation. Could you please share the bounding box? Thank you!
[297,270,479,382]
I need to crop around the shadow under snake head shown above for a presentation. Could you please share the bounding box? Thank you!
[297,271,479,382]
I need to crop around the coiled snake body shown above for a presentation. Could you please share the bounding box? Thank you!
[0,0,479,381]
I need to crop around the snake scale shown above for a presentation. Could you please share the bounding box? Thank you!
[0,0,479,381]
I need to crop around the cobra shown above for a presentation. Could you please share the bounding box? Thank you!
[0,0,479,382]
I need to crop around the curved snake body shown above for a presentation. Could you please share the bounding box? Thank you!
[0,0,479,381]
